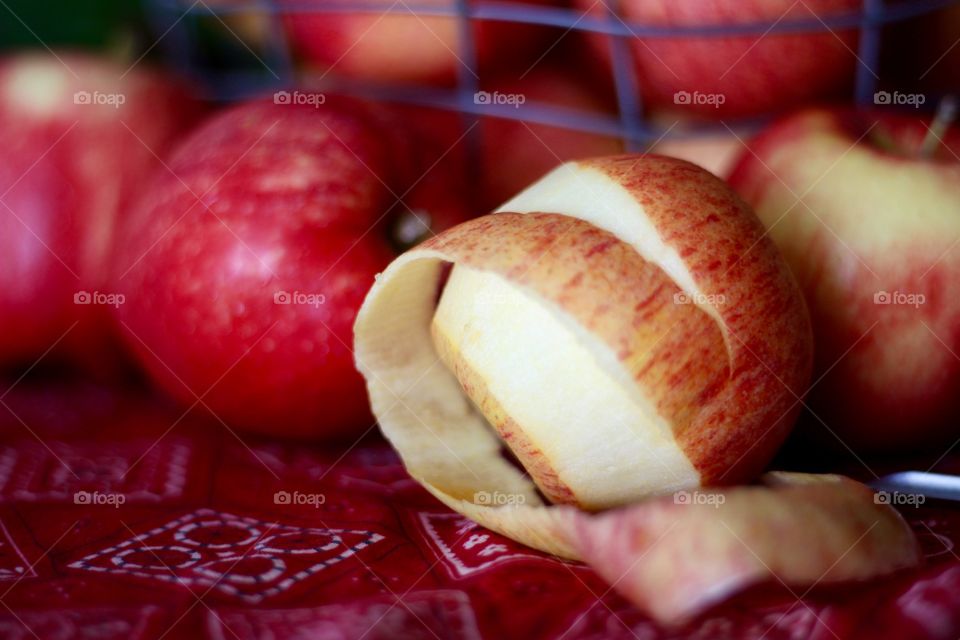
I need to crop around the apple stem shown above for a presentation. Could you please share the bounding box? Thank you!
[920,96,958,158]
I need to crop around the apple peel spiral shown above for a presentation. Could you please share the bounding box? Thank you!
[353,155,921,623]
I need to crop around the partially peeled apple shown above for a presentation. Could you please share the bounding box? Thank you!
[354,155,920,622]
[356,155,813,515]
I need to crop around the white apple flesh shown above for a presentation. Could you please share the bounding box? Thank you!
[432,263,699,509]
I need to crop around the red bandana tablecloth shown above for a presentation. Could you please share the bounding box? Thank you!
[0,381,959,640]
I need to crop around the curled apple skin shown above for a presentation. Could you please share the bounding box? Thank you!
[570,473,922,625]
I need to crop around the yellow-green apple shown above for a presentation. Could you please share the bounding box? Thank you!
[282,0,556,85]
[111,97,471,440]
[0,52,197,375]
[575,0,860,118]
[355,154,813,517]
[728,108,960,452]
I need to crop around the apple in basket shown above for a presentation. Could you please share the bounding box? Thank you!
[396,67,624,212]
[575,0,861,118]
[282,0,557,85]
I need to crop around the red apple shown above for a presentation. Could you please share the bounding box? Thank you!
[282,0,556,85]
[728,107,960,452]
[0,52,197,374]
[397,67,623,211]
[576,0,860,118]
[111,97,470,440]
[475,69,624,210]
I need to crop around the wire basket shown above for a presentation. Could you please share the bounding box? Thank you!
[143,0,958,149]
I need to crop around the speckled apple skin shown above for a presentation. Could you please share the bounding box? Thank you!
[420,155,812,487]
[575,155,814,484]
[0,53,197,373]
[111,99,430,439]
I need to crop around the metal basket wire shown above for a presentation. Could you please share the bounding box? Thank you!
[144,0,958,149]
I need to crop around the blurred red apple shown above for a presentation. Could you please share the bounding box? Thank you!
[397,68,623,211]
[111,97,470,440]
[576,0,860,118]
[282,0,556,85]
[0,53,197,374]
[728,108,960,452]
[474,70,623,209]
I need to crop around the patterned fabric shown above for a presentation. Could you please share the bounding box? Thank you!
[0,383,958,640]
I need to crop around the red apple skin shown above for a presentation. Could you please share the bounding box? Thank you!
[111,98,466,440]
[281,0,555,85]
[0,53,197,374]
[573,155,813,483]
[571,474,921,624]
[576,0,859,118]
[728,108,960,452]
